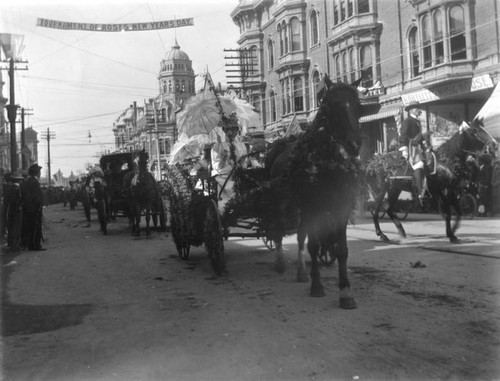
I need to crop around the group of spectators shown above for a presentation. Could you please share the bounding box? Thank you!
[1,164,45,251]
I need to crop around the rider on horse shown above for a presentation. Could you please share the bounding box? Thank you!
[399,100,430,204]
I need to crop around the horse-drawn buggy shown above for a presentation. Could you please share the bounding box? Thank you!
[165,74,365,308]
[97,150,167,236]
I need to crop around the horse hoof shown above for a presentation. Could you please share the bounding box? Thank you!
[379,235,390,243]
[339,297,357,309]
[450,237,460,244]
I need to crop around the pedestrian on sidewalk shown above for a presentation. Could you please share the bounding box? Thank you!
[20,164,45,251]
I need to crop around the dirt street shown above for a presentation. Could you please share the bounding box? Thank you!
[1,203,500,381]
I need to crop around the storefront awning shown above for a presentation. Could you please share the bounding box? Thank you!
[475,82,500,139]
[360,105,402,123]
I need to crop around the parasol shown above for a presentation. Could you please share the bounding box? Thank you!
[176,91,262,138]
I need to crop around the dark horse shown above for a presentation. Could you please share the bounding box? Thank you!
[123,150,159,237]
[265,77,362,309]
[365,120,491,243]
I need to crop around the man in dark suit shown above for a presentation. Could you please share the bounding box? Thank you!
[399,100,425,203]
[21,164,45,251]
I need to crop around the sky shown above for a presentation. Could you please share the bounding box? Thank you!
[0,0,240,177]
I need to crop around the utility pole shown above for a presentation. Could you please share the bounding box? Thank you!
[0,33,28,174]
[20,107,33,172]
[41,128,56,186]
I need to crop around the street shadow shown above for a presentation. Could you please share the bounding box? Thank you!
[1,249,92,337]
[2,302,92,336]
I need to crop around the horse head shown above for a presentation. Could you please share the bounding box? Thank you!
[312,76,362,156]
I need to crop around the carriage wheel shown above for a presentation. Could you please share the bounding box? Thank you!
[204,199,226,276]
[262,237,275,250]
[170,212,190,259]
[459,193,477,220]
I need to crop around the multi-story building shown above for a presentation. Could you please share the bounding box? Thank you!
[112,40,196,171]
[231,0,500,161]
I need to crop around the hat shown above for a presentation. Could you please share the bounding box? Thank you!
[28,164,42,176]
[405,100,420,111]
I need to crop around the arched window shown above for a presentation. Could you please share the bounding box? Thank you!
[335,55,341,82]
[278,24,283,56]
[422,14,432,68]
[342,51,348,83]
[312,71,321,107]
[293,77,303,112]
[168,80,172,92]
[449,5,466,60]
[163,81,167,93]
[310,10,319,46]
[360,45,373,87]
[268,40,274,69]
[283,22,289,54]
[181,80,186,92]
[175,80,179,92]
[270,90,277,122]
[291,18,301,52]
[409,27,420,77]
[285,78,291,113]
[433,9,444,64]
[349,49,356,82]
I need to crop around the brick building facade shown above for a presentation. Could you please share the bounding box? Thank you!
[231,0,500,161]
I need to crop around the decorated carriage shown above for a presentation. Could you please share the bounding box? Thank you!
[164,84,286,274]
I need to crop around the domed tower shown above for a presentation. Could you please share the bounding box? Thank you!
[158,39,195,119]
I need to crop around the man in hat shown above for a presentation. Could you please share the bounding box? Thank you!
[20,163,45,250]
[399,100,426,204]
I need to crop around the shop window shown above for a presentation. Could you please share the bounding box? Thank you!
[310,10,319,46]
[291,18,301,52]
[449,5,466,61]
[293,77,303,112]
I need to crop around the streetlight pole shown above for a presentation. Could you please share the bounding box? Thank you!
[6,58,19,174]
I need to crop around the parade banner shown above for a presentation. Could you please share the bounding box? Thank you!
[36,17,194,32]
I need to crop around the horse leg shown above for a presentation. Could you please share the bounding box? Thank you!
[307,230,325,297]
[442,191,460,243]
[134,205,141,237]
[372,188,390,242]
[296,218,309,283]
[336,223,357,309]
[145,205,151,237]
[274,236,286,274]
[385,187,406,238]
